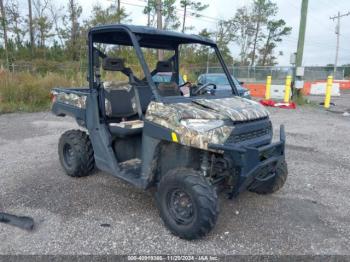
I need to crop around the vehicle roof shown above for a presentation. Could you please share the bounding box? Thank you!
[89,24,216,50]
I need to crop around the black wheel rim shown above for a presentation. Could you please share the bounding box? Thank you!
[63,143,74,168]
[167,188,194,225]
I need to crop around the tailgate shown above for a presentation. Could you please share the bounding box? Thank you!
[51,88,90,124]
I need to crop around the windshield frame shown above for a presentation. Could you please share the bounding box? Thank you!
[88,27,239,102]
[144,44,240,101]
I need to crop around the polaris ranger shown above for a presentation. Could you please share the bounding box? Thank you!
[51,24,287,240]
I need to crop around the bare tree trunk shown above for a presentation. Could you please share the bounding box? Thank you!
[182,3,187,33]
[70,0,76,60]
[117,0,121,23]
[251,20,260,66]
[156,0,163,60]
[28,0,34,56]
[156,0,162,30]
[0,0,9,66]
[69,0,78,61]
[261,33,271,66]
[49,4,64,47]
[147,0,150,26]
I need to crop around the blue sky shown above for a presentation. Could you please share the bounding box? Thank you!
[18,0,350,65]
[79,0,350,66]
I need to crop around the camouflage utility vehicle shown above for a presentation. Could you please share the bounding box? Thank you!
[51,24,287,240]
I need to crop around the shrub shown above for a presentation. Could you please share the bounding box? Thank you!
[0,71,85,113]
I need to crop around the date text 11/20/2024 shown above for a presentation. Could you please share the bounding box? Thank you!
[127,255,219,261]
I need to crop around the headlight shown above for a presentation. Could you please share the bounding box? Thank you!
[180,119,224,132]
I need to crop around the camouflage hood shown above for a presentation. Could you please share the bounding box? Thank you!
[146,97,268,123]
[145,97,269,150]
[192,97,269,122]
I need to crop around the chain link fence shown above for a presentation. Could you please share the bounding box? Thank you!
[188,65,350,84]
[0,59,87,78]
[2,61,349,84]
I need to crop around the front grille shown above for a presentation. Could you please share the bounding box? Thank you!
[226,125,272,144]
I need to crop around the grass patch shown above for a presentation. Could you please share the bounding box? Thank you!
[292,93,307,105]
[0,71,86,113]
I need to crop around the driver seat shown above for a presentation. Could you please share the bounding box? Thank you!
[155,61,181,96]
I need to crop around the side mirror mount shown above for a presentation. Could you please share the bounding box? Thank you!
[93,50,101,88]
[209,89,216,95]
[93,50,100,68]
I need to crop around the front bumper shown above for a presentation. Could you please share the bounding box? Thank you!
[208,125,286,198]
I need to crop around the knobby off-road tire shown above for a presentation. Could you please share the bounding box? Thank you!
[156,168,219,240]
[58,130,95,177]
[249,160,288,194]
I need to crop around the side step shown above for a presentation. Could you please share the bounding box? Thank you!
[119,159,141,178]
[116,159,147,188]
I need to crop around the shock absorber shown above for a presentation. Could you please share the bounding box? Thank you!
[201,151,209,177]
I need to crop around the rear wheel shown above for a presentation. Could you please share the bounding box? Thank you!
[58,130,95,177]
[156,168,219,240]
[249,160,288,194]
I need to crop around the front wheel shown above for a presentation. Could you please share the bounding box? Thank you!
[156,168,219,240]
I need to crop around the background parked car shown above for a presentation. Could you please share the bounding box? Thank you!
[152,72,185,85]
[197,73,251,99]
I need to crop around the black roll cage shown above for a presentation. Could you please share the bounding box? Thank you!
[87,24,239,102]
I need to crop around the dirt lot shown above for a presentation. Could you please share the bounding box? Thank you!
[0,95,350,255]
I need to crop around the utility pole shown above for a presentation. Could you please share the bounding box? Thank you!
[293,0,308,99]
[295,0,308,69]
[330,11,350,74]
[147,0,151,26]
[156,0,163,60]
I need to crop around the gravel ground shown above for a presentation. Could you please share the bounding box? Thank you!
[0,96,350,255]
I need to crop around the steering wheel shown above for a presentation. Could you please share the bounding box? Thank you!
[178,81,191,88]
[193,83,216,95]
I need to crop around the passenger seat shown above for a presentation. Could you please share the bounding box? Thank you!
[103,81,138,118]
[102,58,143,137]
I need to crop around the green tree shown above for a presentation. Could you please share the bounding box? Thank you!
[48,2,64,47]
[61,0,82,61]
[33,0,54,49]
[27,0,35,55]
[143,0,180,30]
[0,0,9,64]
[342,64,350,79]
[6,0,24,49]
[163,0,180,30]
[250,0,277,66]
[180,27,234,74]
[232,7,255,65]
[180,0,208,32]
[85,3,132,67]
[215,19,236,64]
[143,0,156,27]
[88,3,129,26]
[258,19,291,65]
